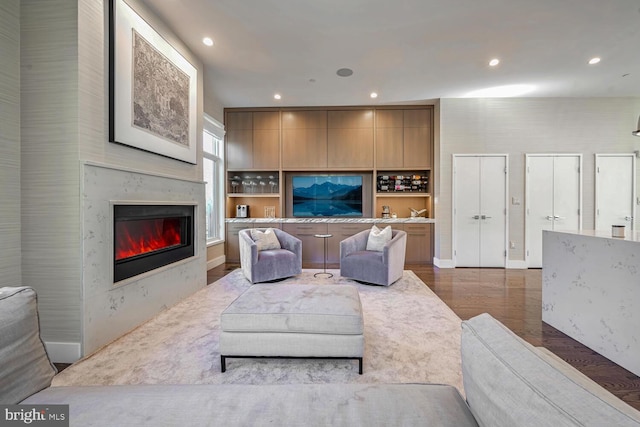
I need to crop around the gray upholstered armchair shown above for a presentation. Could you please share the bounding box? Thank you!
[340,229,407,286]
[239,228,302,283]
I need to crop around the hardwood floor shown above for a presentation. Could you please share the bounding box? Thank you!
[208,262,640,411]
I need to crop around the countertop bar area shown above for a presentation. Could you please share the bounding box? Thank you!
[542,229,640,377]
[226,217,435,224]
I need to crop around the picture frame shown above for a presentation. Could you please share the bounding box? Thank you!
[109,0,197,164]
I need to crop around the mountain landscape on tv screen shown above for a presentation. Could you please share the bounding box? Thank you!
[292,177,363,217]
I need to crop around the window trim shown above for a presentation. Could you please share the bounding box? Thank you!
[203,114,225,245]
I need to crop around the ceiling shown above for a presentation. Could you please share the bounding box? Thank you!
[139,0,640,108]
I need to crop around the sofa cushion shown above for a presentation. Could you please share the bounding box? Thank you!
[366,225,392,251]
[250,228,281,251]
[461,313,640,427]
[23,383,479,427]
[0,287,57,404]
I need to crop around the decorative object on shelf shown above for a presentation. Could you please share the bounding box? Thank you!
[381,205,391,219]
[377,174,428,193]
[228,172,279,195]
[109,0,197,164]
[264,206,276,218]
[410,208,427,218]
[236,205,249,218]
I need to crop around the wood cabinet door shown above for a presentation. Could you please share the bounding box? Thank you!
[253,112,280,169]
[403,109,432,168]
[225,222,253,263]
[226,112,253,169]
[327,110,374,168]
[226,129,253,169]
[282,111,327,168]
[405,223,432,264]
[375,110,404,168]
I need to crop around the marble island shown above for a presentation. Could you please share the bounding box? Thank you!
[542,229,640,377]
[226,217,435,224]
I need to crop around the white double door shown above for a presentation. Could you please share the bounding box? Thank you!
[526,154,582,268]
[595,154,636,232]
[453,155,507,267]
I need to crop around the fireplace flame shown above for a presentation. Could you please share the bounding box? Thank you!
[115,218,182,261]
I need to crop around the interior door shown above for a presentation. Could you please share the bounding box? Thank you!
[595,154,635,232]
[526,154,581,268]
[454,156,481,267]
[454,155,507,267]
[479,156,507,267]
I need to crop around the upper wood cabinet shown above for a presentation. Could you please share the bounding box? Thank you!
[226,111,280,170]
[327,110,374,168]
[226,106,432,170]
[282,110,327,169]
[375,108,432,169]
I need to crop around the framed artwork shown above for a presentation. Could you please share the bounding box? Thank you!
[109,0,197,164]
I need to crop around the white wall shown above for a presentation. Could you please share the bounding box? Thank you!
[0,0,21,287]
[437,97,640,264]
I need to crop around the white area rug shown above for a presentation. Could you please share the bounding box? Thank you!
[53,269,463,393]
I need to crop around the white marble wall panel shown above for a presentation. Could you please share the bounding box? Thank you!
[82,163,206,356]
[542,230,640,376]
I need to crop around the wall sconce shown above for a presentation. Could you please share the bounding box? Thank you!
[633,115,640,136]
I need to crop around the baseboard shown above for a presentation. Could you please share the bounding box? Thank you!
[44,341,81,364]
[207,255,225,270]
[506,260,528,269]
[433,258,455,268]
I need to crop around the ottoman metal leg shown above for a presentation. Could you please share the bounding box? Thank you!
[221,356,226,373]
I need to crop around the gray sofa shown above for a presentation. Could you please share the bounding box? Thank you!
[3,286,640,426]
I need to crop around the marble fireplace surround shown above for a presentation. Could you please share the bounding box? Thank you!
[81,162,206,357]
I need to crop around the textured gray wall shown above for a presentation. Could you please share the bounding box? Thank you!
[0,0,21,288]
[19,0,209,355]
[437,97,640,263]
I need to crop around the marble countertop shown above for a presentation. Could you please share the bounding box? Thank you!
[547,229,640,243]
[226,217,435,224]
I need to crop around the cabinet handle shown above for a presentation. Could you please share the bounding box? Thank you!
[472,215,480,220]
[546,215,554,220]
[481,215,492,219]
[625,216,633,221]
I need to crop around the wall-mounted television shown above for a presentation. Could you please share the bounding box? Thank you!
[285,173,373,218]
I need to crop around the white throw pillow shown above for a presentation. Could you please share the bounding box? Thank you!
[366,225,392,252]
[250,228,281,251]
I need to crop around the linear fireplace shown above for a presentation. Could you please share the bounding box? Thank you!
[113,204,195,282]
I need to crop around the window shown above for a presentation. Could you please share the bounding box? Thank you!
[203,115,225,244]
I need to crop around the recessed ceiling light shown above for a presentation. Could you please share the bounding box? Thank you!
[274,94,281,100]
[489,58,500,67]
[202,37,214,47]
[370,92,378,99]
[336,68,353,77]
[588,57,601,65]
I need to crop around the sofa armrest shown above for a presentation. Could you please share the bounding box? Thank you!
[382,230,407,266]
[340,229,369,260]
[239,230,258,266]
[273,228,302,254]
[1,287,57,404]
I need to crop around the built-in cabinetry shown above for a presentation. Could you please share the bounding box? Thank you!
[226,220,433,266]
[224,105,435,263]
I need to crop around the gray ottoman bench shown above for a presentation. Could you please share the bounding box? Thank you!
[220,284,364,373]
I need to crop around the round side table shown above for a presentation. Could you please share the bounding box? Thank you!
[313,234,333,278]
